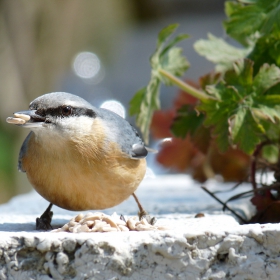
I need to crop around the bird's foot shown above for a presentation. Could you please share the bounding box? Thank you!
[132,193,157,225]
[138,210,157,226]
[36,203,53,230]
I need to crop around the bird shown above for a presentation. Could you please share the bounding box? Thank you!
[6,92,153,230]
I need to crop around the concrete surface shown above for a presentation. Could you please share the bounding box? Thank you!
[1,175,279,280]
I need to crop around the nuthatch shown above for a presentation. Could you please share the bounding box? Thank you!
[7,92,153,230]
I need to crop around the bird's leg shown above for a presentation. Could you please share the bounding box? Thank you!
[36,203,53,230]
[132,193,156,225]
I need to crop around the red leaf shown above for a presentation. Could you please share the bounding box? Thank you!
[251,190,274,212]
[174,80,199,109]
[249,200,280,224]
[210,147,250,182]
[151,110,175,139]
[156,136,202,172]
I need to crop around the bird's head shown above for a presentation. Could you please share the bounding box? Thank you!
[7,92,97,139]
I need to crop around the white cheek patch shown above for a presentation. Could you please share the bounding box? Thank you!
[59,116,94,137]
[34,116,94,140]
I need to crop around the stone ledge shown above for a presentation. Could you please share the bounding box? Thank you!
[1,217,280,279]
[0,175,278,279]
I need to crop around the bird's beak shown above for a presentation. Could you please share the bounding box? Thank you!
[6,110,46,128]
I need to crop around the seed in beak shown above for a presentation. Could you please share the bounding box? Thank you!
[6,117,26,125]
[13,113,31,121]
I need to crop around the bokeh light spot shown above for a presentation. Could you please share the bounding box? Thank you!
[100,100,126,118]
[73,52,101,79]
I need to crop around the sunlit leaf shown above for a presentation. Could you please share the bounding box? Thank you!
[129,24,189,143]
[194,33,251,72]
[252,63,280,95]
[159,47,189,84]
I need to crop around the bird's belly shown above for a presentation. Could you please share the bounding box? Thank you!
[26,159,146,210]
[22,138,146,210]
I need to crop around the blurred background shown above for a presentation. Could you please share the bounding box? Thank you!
[0,0,226,203]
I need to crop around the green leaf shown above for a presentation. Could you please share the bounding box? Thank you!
[157,24,179,48]
[247,33,280,72]
[171,105,205,138]
[225,1,241,17]
[224,2,266,46]
[230,108,262,154]
[129,23,190,143]
[159,47,189,85]
[161,34,189,58]
[238,0,258,3]
[198,59,280,154]
[252,64,280,95]
[198,98,233,151]
[194,33,251,72]
[134,77,161,143]
[261,3,280,34]
[265,82,280,96]
[260,120,280,142]
[129,87,146,116]
[262,144,279,164]
[269,40,280,66]
[253,95,280,122]
[224,0,280,47]
[225,59,254,89]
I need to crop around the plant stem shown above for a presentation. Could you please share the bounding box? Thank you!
[158,68,216,101]
[201,186,247,224]
[251,141,270,190]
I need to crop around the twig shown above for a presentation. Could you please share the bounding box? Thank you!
[201,186,247,224]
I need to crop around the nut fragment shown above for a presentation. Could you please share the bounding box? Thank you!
[61,224,69,231]
[68,220,78,227]
[75,213,84,222]
[91,220,109,232]
[6,117,26,125]
[76,224,90,233]
[13,113,31,121]
[85,221,95,228]
[80,213,105,223]
[127,217,138,231]
[136,224,156,231]
[102,226,118,232]
[118,225,129,232]
[110,212,127,226]
[195,213,205,218]
[102,217,119,230]
[52,212,166,233]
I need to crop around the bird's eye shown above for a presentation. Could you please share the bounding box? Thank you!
[61,106,72,116]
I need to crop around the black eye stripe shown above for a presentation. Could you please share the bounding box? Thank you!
[35,106,96,118]
[74,108,96,118]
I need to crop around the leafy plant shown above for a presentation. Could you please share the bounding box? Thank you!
[130,0,280,223]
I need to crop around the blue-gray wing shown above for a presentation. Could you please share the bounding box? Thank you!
[18,132,33,172]
[97,108,148,160]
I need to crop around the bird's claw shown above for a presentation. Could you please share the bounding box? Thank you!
[138,210,157,226]
[36,203,53,230]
